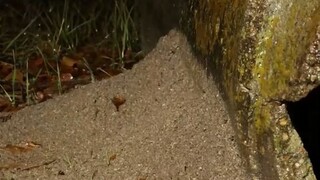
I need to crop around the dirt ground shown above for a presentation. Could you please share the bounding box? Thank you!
[0,30,250,179]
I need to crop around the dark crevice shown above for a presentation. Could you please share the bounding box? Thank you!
[285,86,320,179]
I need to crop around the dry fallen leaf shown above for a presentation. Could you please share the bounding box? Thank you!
[0,61,13,79]
[60,73,74,82]
[27,57,44,76]
[0,144,32,154]
[0,97,11,112]
[0,141,41,154]
[107,154,117,166]
[109,154,116,161]
[24,141,41,148]
[4,70,25,85]
[111,95,126,111]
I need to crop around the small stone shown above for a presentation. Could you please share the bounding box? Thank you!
[298,158,304,164]
[282,133,289,141]
[310,74,317,82]
[279,118,288,126]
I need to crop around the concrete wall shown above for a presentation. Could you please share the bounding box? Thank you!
[137,0,320,179]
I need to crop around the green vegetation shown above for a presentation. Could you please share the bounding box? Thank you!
[0,0,140,108]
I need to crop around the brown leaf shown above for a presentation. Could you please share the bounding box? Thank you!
[109,154,116,161]
[34,74,54,90]
[0,97,11,112]
[27,57,44,75]
[24,141,41,148]
[60,56,81,75]
[34,90,53,103]
[0,142,41,154]
[4,70,25,85]
[60,73,74,82]
[107,154,117,166]
[34,91,46,103]
[0,144,32,154]
[61,56,79,68]
[124,47,132,60]
[0,61,13,79]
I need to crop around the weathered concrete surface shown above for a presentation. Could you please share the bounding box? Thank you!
[137,0,320,179]
[180,0,320,179]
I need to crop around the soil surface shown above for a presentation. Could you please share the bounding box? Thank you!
[0,30,250,179]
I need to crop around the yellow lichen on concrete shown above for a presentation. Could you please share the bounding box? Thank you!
[188,0,320,178]
[193,0,248,101]
[252,0,320,134]
[253,1,320,99]
[252,99,272,133]
[194,0,226,54]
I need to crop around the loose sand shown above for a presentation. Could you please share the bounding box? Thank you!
[0,30,250,179]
